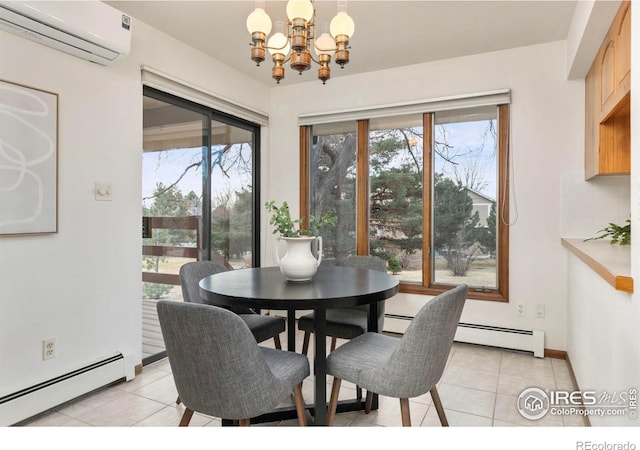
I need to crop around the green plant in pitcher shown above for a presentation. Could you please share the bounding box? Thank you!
[265,201,336,237]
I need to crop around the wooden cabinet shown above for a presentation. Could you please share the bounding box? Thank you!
[585,59,601,179]
[585,1,631,180]
[600,40,616,111]
[615,2,631,95]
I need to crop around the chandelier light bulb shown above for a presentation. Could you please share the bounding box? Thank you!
[246,7,272,34]
[286,0,314,22]
[330,11,355,38]
[248,0,354,84]
[268,32,291,56]
[314,32,336,57]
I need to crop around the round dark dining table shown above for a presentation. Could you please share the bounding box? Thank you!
[199,265,399,426]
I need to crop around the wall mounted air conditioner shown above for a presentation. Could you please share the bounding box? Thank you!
[0,1,131,65]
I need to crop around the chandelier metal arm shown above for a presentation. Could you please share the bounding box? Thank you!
[247,0,353,84]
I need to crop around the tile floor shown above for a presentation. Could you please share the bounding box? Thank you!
[20,330,585,428]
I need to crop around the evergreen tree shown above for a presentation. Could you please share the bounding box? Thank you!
[480,202,497,257]
[370,166,423,257]
[211,187,253,262]
[369,129,423,262]
[433,174,482,276]
[142,182,198,298]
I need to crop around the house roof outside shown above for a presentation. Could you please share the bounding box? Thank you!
[465,186,496,204]
[464,187,495,228]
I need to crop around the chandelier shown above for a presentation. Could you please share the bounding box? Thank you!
[246,0,355,84]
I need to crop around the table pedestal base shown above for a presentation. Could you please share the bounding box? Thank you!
[221,396,378,426]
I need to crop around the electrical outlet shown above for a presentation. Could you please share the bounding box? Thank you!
[42,338,56,360]
[516,303,526,317]
[535,304,545,318]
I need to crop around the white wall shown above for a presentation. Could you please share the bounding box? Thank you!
[566,256,638,426]
[268,40,584,351]
[0,18,269,399]
[564,3,640,426]
[562,173,630,238]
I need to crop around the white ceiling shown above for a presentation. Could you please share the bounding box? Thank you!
[108,1,577,87]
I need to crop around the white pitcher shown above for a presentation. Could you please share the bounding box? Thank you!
[275,236,323,282]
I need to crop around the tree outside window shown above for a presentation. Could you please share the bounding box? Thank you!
[304,104,509,301]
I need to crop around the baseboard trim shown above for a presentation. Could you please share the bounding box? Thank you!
[544,349,567,359]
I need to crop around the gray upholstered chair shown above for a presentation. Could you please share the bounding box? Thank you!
[326,284,467,427]
[179,260,286,348]
[157,300,310,426]
[298,255,388,355]
[176,261,287,406]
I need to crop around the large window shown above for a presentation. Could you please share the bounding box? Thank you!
[302,103,509,301]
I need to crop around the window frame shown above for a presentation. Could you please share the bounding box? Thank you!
[300,104,510,302]
[144,86,262,266]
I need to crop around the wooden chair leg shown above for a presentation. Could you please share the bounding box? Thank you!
[293,384,307,426]
[399,398,411,426]
[301,332,311,355]
[430,386,449,426]
[238,418,251,426]
[327,377,342,426]
[365,391,373,414]
[176,395,181,405]
[330,337,337,352]
[179,408,194,426]
[273,334,282,350]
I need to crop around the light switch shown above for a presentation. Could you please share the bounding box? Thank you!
[95,182,112,201]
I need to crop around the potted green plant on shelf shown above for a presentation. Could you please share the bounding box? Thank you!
[265,201,336,281]
[584,219,631,245]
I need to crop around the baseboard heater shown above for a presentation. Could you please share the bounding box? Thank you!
[0,352,135,426]
[384,315,545,358]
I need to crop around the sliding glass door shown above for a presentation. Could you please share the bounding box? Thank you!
[141,87,260,365]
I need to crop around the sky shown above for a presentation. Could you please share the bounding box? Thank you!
[434,119,498,200]
[142,118,497,211]
[142,145,252,209]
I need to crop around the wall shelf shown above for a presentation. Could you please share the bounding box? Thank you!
[561,238,633,293]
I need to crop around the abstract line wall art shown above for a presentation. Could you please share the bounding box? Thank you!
[0,80,58,236]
